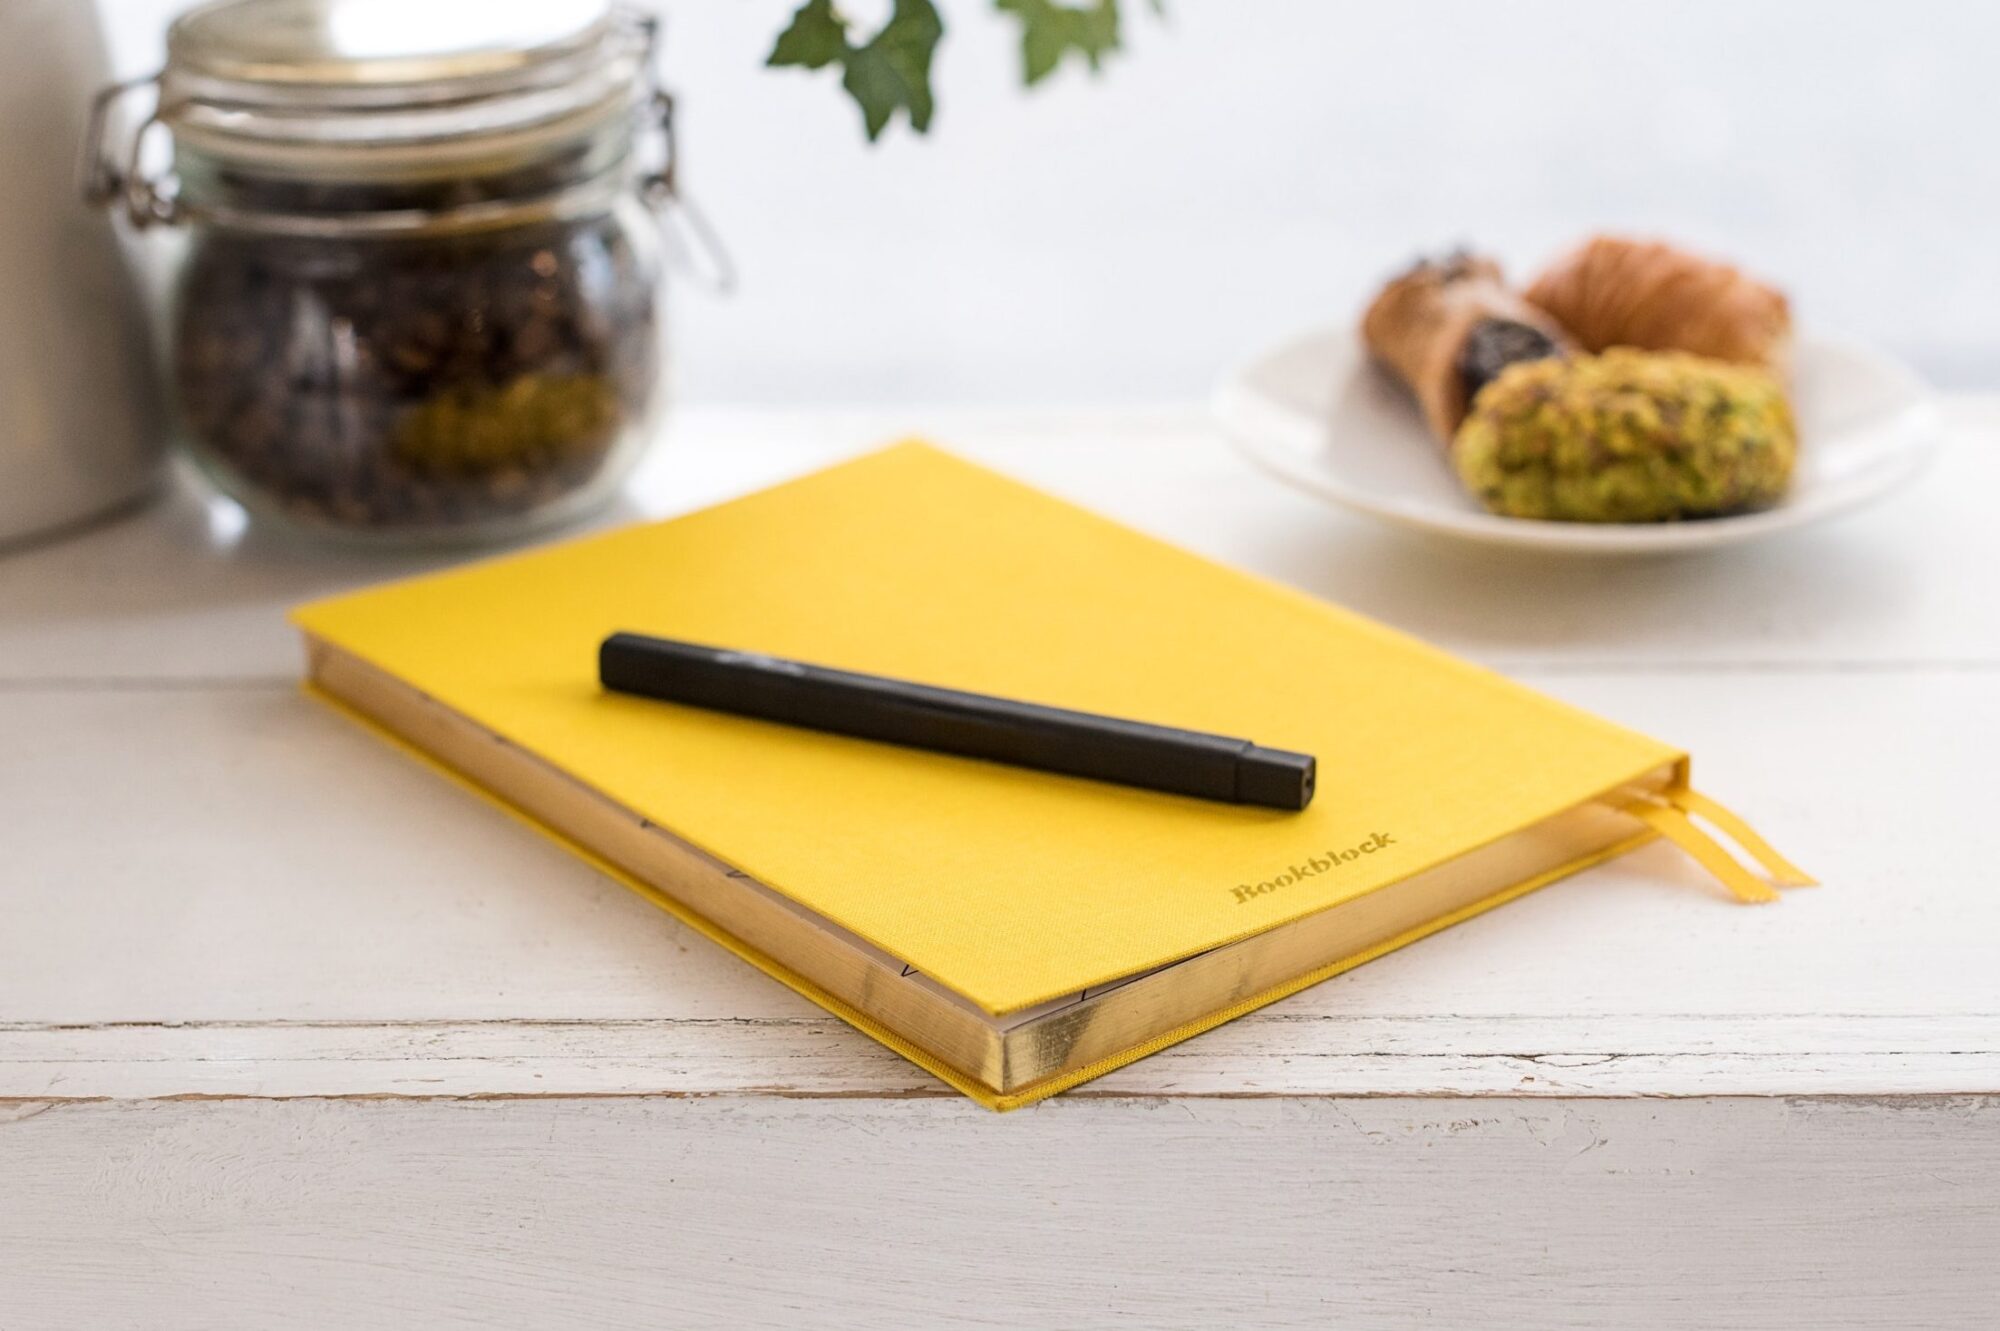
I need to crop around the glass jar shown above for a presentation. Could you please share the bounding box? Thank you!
[85,0,713,543]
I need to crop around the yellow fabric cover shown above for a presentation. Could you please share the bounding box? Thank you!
[293,443,1786,1039]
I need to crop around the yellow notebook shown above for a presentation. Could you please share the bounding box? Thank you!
[293,441,1810,1108]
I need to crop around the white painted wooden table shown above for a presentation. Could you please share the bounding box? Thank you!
[4,404,1997,1329]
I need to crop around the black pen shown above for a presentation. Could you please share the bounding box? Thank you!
[599,632,1315,811]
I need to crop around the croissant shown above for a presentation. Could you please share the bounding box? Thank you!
[1361,251,1572,443]
[1525,236,1790,372]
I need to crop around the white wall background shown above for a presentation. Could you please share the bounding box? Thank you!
[97,0,2000,403]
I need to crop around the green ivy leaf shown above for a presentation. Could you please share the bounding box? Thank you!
[767,0,847,70]
[768,0,1148,142]
[767,0,945,141]
[844,0,944,139]
[995,0,1123,86]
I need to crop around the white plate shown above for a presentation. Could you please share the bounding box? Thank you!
[1212,328,1942,553]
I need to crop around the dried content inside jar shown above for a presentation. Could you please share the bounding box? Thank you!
[173,205,658,534]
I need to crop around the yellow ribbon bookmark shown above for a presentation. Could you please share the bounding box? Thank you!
[1666,786,1818,887]
[1622,787,1813,905]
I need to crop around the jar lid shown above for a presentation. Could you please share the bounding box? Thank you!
[159,0,650,178]
[169,0,618,88]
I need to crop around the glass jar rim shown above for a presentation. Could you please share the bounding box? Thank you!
[83,0,677,236]
[157,0,651,181]
[167,0,621,91]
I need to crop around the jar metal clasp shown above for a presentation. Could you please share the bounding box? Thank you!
[78,71,180,229]
[624,11,735,296]
[635,86,736,295]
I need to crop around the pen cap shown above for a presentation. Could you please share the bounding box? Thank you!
[1238,746,1316,811]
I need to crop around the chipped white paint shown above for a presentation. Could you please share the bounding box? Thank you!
[2,403,1997,1326]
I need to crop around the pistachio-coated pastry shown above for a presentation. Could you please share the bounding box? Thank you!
[1452,349,1797,522]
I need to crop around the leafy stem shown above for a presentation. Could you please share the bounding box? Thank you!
[767,0,1147,142]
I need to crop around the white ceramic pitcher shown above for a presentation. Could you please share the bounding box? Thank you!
[0,0,163,548]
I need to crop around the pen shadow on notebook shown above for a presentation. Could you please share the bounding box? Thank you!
[574,682,1303,823]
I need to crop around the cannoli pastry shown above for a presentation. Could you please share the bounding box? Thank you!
[1525,236,1791,372]
[1360,251,1573,443]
